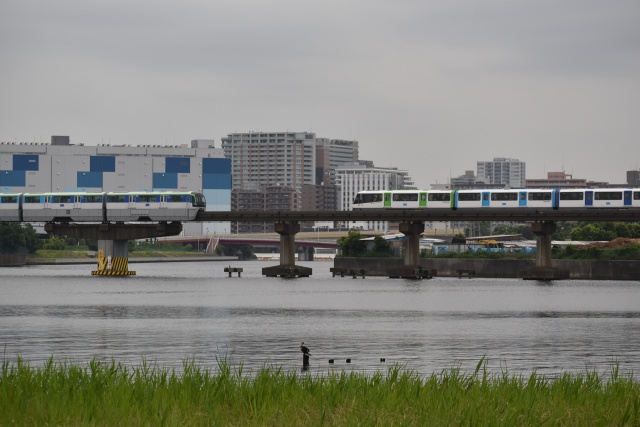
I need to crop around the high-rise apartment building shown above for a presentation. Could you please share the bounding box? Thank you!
[336,162,415,231]
[477,157,526,188]
[221,132,316,192]
[0,136,231,234]
[231,185,300,233]
[315,138,359,185]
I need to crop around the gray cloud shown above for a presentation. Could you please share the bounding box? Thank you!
[1,0,639,187]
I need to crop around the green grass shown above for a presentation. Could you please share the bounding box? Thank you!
[2,357,639,426]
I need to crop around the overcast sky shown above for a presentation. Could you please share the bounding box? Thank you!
[1,0,639,188]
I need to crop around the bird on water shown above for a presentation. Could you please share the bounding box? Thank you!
[301,342,310,356]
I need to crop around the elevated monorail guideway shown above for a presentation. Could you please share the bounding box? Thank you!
[195,208,640,222]
[195,208,639,279]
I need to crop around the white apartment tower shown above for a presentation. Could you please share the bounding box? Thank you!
[336,162,415,231]
[221,132,316,191]
[477,157,526,188]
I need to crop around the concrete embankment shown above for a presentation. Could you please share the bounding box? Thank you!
[334,258,640,280]
[26,256,237,265]
[0,253,29,266]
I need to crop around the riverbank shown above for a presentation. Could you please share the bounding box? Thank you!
[2,358,637,426]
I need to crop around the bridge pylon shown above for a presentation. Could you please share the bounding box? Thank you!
[388,221,433,279]
[262,221,312,278]
[45,222,183,276]
[518,221,569,280]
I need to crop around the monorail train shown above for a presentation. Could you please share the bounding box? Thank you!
[353,188,640,210]
[0,191,206,223]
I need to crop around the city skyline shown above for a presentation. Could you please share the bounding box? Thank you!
[1,1,639,188]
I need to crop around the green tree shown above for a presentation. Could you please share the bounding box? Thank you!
[370,236,393,257]
[337,231,367,257]
[0,223,41,253]
[570,224,616,241]
[42,235,67,250]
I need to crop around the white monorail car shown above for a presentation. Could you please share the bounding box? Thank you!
[105,191,205,222]
[21,192,106,222]
[0,191,206,222]
[353,188,640,210]
[0,194,21,221]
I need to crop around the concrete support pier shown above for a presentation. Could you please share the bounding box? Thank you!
[388,221,432,279]
[262,221,312,278]
[518,221,569,280]
[94,239,135,276]
[45,222,182,276]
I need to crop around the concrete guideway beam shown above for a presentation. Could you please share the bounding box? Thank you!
[262,221,312,277]
[44,222,183,240]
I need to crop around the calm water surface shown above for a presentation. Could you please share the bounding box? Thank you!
[2,260,640,376]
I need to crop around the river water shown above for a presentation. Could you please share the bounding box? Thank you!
[2,260,640,377]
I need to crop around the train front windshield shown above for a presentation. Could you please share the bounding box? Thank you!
[193,193,206,207]
[353,193,383,205]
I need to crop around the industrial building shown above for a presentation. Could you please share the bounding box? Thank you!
[0,136,231,234]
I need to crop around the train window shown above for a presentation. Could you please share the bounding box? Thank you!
[483,193,489,201]
[428,193,450,202]
[107,195,128,203]
[24,196,42,204]
[635,192,640,200]
[137,195,160,203]
[355,193,382,204]
[51,195,73,203]
[420,193,427,202]
[384,194,391,202]
[560,192,584,201]
[520,193,526,201]
[528,192,551,201]
[0,196,18,203]
[594,192,622,200]
[83,195,102,203]
[458,193,481,201]
[394,193,419,202]
[491,192,517,201]
[168,195,187,203]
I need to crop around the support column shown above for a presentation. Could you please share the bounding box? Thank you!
[262,221,312,277]
[93,240,135,276]
[518,221,569,280]
[45,222,182,277]
[388,221,433,279]
[400,221,424,266]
